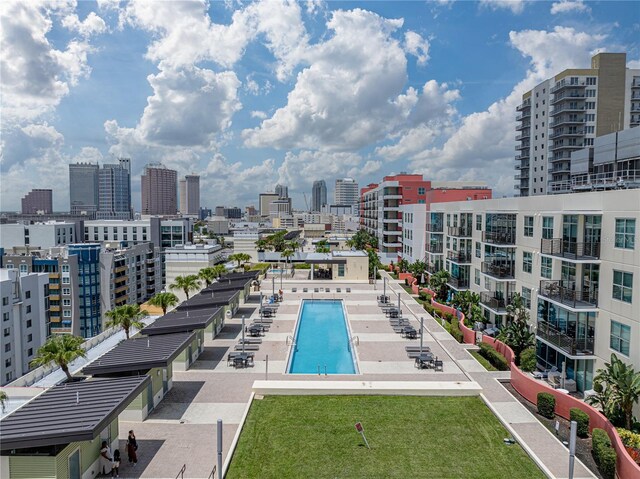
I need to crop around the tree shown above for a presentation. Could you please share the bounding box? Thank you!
[588,354,640,430]
[212,264,228,279]
[347,229,377,250]
[170,275,201,300]
[148,292,179,315]
[408,260,427,281]
[31,335,87,382]
[396,258,409,273]
[315,240,330,253]
[287,239,301,252]
[452,290,481,324]
[281,249,295,265]
[255,239,270,252]
[429,270,450,301]
[498,294,534,366]
[0,390,7,413]
[198,267,219,286]
[229,253,251,268]
[105,304,148,339]
[367,249,382,279]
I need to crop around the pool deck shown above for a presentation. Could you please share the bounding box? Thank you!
[116,275,594,479]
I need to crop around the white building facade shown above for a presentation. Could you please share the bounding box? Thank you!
[164,244,225,301]
[430,189,640,393]
[399,203,427,264]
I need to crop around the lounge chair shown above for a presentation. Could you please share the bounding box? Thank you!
[256,317,273,324]
[407,350,432,359]
[434,359,444,371]
[405,346,431,353]
[238,338,262,344]
[235,344,260,351]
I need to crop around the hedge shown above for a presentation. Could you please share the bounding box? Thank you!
[570,408,590,438]
[519,348,537,372]
[592,428,616,479]
[477,343,509,371]
[449,318,463,343]
[293,263,311,269]
[418,291,432,302]
[537,392,555,419]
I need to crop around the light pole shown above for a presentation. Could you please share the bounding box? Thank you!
[419,316,424,355]
[568,420,577,479]
[241,315,245,353]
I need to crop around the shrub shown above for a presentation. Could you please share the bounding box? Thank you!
[443,312,454,322]
[449,318,463,343]
[536,392,556,419]
[617,427,640,450]
[519,347,537,372]
[478,343,509,371]
[592,429,616,479]
[424,303,435,315]
[405,278,409,285]
[418,291,431,302]
[293,263,311,269]
[570,408,590,438]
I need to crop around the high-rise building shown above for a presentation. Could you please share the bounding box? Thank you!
[141,164,178,216]
[259,193,280,217]
[67,244,101,337]
[311,180,327,212]
[515,52,640,196]
[179,174,200,215]
[275,184,289,199]
[335,178,359,206]
[21,189,53,215]
[361,174,492,263]
[97,162,131,220]
[0,269,50,385]
[428,188,640,394]
[69,163,99,216]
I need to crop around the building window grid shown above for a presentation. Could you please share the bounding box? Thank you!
[522,251,533,274]
[541,257,553,279]
[610,321,630,356]
[612,271,633,303]
[542,217,554,239]
[615,219,635,250]
[524,216,534,237]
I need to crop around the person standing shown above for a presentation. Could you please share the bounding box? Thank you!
[112,449,121,477]
[100,441,114,476]
[127,430,138,465]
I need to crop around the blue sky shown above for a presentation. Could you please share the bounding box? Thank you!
[1,0,639,211]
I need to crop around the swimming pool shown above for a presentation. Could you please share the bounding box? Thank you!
[287,300,358,374]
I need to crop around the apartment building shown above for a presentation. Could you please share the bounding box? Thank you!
[69,162,99,216]
[0,222,78,250]
[96,161,132,220]
[362,175,491,263]
[335,178,359,206]
[179,174,200,216]
[164,244,225,301]
[311,180,327,212]
[67,244,101,337]
[258,193,280,217]
[3,249,80,336]
[430,189,640,392]
[141,164,178,215]
[21,189,52,215]
[83,217,193,249]
[515,52,640,196]
[100,243,161,319]
[0,269,49,385]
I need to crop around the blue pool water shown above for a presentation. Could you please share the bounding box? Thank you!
[288,300,357,374]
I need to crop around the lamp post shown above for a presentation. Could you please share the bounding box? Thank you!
[420,316,424,355]
[241,315,245,353]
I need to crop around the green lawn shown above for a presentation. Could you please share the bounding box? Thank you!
[226,396,544,479]
[470,350,498,371]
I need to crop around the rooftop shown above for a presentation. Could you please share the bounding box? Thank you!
[176,290,240,311]
[141,308,221,335]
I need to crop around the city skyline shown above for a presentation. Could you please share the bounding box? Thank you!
[2,1,639,212]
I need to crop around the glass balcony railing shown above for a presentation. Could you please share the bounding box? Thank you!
[447,226,472,237]
[536,320,594,355]
[540,238,600,260]
[538,280,598,309]
[481,261,515,279]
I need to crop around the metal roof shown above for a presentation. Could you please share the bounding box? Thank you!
[82,332,195,376]
[0,376,150,450]
[203,277,251,293]
[141,308,221,335]
[175,289,239,311]
[222,271,260,280]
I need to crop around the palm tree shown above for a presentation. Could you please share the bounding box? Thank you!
[105,304,148,339]
[198,267,218,287]
[31,335,86,382]
[281,249,295,265]
[229,253,251,269]
[255,239,270,252]
[170,275,201,300]
[212,264,228,279]
[429,270,450,301]
[148,292,179,315]
[315,240,330,253]
[0,390,7,413]
[367,249,382,279]
[397,258,409,273]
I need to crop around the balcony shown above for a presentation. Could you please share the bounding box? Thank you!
[480,292,513,313]
[538,280,598,309]
[425,223,443,233]
[447,251,472,264]
[383,194,402,200]
[540,238,600,260]
[515,161,530,170]
[550,142,583,152]
[426,243,443,254]
[551,93,586,105]
[426,262,441,274]
[516,111,531,121]
[482,231,515,245]
[549,129,584,139]
[515,143,530,151]
[516,100,531,112]
[550,81,586,94]
[448,276,469,290]
[481,261,514,279]
[382,241,402,248]
[536,320,594,356]
[515,151,530,161]
[632,81,640,89]
[549,163,571,174]
[550,104,586,115]
[549,117,585,128]
[516,121,531,131]
[447,226,472,238]
[515,131,530,141]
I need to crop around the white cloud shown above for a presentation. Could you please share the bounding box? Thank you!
[0,0,95,124]
[628,59,640,69]
[479,0,527,14]
[277,150,363,191]
[404,31,430,66]
[62,11,108,36]
[243,9,411,151]
[550,0,591,15]
[251,110,267,119]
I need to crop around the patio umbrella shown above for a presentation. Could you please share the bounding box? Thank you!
[420,316,424,355]
[421,273,425,285]
[241,315,246,353]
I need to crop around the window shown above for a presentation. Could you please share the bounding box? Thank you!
[63,299,71,306]
[6,372,12,382]
[613,271,633,303]
[27,334,32,343]
[476,214,482,231]
[615,219,635,250]
[19,264,28,273]
[524,216,534,237]
[26,319,32,328]
[3,328,9,337]
[62,265,70,272]
[2,297,7,306]
[28,348,33,356]
[62,288,70,295]
[474,268,480,286]
[338,264,345,277]
[542,217,554,239]
[5,358,11,367]
[475,242,481,259]
[62,277,70,284]
[2,312,8,321]
[521,287,531,308]
[26,305,31,313]
[586,89,596,97]
[541,257,553,279]
[522,252,532,274]
[610,321,630,355]
[63,310,72,318]
[418,187,426,195]
[586,77,597,85]
[5,343,11,352]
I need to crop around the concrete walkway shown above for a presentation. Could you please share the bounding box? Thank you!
[384,276,595,479]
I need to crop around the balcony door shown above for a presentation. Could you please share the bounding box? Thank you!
[562,215,578,254]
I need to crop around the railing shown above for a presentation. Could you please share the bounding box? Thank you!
[481,261,514,279]
[425,223,443,233]
[549,117,585,128]
[482,231,515,245]
[447,276,469,289]
[447,226,472,237]
[425,242,443,254]
[447,251,472,263]
[536,320,594,355]
[176,464,186,479]
[538,280,599,308]
[479,292,513,312]
[540,238,600,260]
[550,80,585,94]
